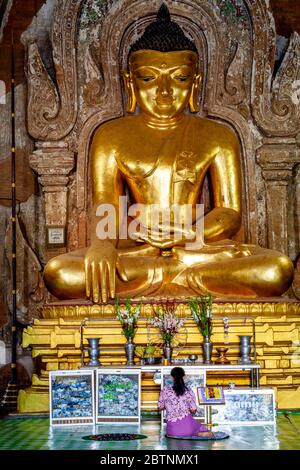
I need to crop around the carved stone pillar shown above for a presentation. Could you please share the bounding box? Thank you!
[29,142,75,255]
[257,143,300,258]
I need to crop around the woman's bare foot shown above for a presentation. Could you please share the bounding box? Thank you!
[197,431,214,438]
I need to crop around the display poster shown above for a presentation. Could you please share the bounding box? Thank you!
[212,389,276,425]
[197,386,225,405]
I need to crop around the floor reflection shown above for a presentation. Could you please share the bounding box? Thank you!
[0,415,299,450]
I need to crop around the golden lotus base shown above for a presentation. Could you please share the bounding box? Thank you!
[41,298,300,319]
[18,299,300,413]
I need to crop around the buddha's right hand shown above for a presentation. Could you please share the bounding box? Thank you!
[84,241,127,303]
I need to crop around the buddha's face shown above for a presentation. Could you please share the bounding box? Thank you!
[129,50,198,120]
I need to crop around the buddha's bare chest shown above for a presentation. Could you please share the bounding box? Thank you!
[115,142,210,185]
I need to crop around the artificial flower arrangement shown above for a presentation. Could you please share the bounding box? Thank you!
[115,297,141,340]
[188,293,214,339]
[150,300,186,346]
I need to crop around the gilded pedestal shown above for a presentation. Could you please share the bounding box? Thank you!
[18,299,300,413]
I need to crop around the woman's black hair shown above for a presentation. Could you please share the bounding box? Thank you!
[171,367,187,397]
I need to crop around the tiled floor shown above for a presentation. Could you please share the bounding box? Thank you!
[0,414,299,450]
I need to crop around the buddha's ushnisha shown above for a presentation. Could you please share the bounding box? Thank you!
[129,4,198,55]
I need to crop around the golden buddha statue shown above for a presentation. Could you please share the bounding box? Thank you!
[44,5,293,303]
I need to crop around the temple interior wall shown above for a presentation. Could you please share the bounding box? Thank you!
[0,0,299,395]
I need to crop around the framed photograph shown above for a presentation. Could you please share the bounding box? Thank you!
[161,367,206,423]
[96,369,141,424]
[49,369,95,426]
[197,386,225,405]
[46,226,66,248]
[212,388,276,425]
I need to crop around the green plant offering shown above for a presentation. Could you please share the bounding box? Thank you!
[188,293,213,339]
[135,345,161,358]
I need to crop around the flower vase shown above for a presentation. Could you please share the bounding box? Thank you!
[238,335,252,364]
[87,337,101,366]
[125,337,136,366]
[202,336,213,364]
[163,342,173,364]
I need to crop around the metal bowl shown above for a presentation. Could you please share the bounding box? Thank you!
[188,354,198,363]
[144,357,161,365]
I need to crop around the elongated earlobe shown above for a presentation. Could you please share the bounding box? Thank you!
[189,73,202,113]
[122,71,137,113]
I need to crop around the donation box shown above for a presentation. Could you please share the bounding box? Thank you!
[49,369,95,426]
[96,369,141,424]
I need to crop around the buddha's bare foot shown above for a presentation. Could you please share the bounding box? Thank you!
[172,243,251,267]
[197,431,214,438]
[186,249,294,297]
[187,270,206,294]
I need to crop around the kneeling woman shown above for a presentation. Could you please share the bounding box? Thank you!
[158,367,213,438]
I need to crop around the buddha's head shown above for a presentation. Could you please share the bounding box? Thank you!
[124,4,201,120]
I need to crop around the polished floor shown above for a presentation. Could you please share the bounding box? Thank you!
[0,413,299,451]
